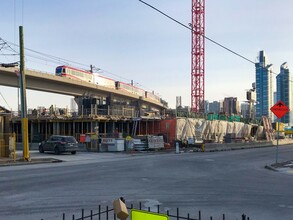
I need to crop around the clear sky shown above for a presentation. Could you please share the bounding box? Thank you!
[1,0,293,111]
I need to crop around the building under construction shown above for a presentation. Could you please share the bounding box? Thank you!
[1,95,174,153]
[1,96,272,157]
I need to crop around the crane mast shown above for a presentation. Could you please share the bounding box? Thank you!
[191,0,205,113]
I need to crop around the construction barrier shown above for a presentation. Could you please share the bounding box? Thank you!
[0,133,16,159]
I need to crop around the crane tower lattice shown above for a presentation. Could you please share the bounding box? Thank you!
[191,0,205,113]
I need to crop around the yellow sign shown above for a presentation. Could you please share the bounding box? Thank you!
[126,136,132,141]
[131,209,168,220]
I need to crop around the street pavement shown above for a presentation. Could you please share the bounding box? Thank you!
[0,146,293,220]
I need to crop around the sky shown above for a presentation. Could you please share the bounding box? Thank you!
[1,0,293,111]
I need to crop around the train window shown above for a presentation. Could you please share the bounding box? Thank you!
[63,68,66,73]
[55,68,62,74]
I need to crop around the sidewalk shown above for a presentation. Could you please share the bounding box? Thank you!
[265,160,293,174]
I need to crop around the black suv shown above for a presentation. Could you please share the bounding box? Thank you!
[39,135,78,155]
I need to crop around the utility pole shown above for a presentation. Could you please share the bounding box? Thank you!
[19,26,30,161]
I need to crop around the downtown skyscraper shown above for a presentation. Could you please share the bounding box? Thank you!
[255,50,274,120]
[223,97,240,115]
[276,62,293,125]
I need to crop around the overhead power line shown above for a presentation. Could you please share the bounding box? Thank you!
[0,37,19,64]
[0,92,12,110]
[138,0,256,65]
[138,0,293,96]
[1,38,153,90]
[0,37,19,55]
[5,40,84,67]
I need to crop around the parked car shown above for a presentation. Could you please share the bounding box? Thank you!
[39,135,78,155]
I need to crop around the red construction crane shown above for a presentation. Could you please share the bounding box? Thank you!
[191,0,205,113]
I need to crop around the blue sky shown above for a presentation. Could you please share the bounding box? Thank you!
[1,0,293,111]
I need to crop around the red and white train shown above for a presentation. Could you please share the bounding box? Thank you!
[56,65,93,82]
[55,65,161,103]
[115,81,145,97]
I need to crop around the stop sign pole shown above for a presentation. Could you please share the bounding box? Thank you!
[270,100,290,164]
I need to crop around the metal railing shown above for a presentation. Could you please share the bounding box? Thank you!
[40,202,250,220]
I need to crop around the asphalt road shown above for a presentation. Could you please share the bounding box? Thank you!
[1,146,293,220]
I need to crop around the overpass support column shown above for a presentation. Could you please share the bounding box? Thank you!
[74,97,83,115]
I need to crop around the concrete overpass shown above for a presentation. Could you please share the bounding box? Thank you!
[0,67,170,149]
[0,67,167,111]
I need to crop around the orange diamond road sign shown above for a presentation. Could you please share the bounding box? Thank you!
[270,100,290,118]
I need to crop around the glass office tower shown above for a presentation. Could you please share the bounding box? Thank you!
[255,51,274,120]
[276,62,292,125]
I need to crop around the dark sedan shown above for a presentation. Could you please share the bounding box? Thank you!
[39,135,78,155]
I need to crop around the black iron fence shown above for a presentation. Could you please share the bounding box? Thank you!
[40,202,250,220]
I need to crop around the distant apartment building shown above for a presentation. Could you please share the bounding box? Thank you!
[223,97,240,115]
[208,101,221,114]
[245,83,256,120]
[176,96,182,108]
[204,100,209,113]
[255,50,274,120]
[240,102,249,119]
[276,62,293,125]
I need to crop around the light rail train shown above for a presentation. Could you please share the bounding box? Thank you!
[55,66,161,103]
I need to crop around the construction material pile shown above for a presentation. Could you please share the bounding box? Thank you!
[176,118,265,143]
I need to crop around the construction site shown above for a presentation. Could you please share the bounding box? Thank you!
[0,0,290,159]
[1,99,280,159]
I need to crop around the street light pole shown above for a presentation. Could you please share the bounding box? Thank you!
[19,26,30,161]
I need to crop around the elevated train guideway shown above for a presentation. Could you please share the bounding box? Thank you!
[0,67,166,111]
[0,67,170,150]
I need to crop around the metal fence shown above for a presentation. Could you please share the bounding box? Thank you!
[40,202,250,220]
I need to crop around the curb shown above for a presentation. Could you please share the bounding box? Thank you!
[204,142,274,152]
[264,165,278,172]
[0,158,63,167]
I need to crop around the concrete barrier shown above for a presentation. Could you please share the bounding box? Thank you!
[202,138,293,152]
